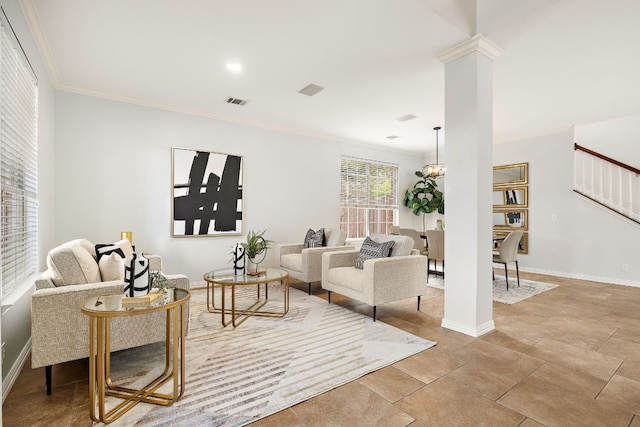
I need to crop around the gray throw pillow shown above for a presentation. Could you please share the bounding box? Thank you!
[355,236,394,269]
[304,228,325,248]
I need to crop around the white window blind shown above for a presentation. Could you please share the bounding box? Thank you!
[0,8,38,298]
[340,156,398,238]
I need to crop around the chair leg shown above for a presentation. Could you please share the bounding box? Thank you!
[45,365,52,395]
[327,291,331,303]
[308,283,311,295]
[515,261,520,287]
[504,263,509,291]
[442,260,445,278]
[417,295,421,311]
[373,306,377,322]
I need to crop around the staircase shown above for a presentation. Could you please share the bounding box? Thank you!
[573,143,640,225]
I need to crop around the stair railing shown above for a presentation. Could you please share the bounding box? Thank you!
[574,143,640,225]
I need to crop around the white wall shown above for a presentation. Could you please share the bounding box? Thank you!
[54,92,424,281]
[494,126,640,285]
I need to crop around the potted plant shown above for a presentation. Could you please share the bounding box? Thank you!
[241,229,274,273]
[403,170,445,232]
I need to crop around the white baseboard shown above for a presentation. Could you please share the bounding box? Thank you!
[441,318,495,337]
[518,266,640,288]
[2,338,31,403]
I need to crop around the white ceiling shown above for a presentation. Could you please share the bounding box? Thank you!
[21,0,640,154]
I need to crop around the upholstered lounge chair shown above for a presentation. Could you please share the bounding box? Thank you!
[321,233,427,321]
[276,228,349,294]
[31,239,190,394]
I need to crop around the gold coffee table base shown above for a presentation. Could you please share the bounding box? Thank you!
[205,268,289,327]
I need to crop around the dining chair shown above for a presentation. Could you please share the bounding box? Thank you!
[492,230,524,290]
[388,225,400,235]
[398,228,427,255]
[424,230,444,280]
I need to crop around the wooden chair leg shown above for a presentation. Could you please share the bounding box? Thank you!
[516,261,520,286]
[373,306,377,322]
[327,291,331,303]
[308,283,311,295]
[417,295,421,311]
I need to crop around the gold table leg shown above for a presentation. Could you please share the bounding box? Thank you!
[87,302,187,423]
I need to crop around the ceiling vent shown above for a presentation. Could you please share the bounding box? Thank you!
[298,83,324,97]
[395,114,417,122]
[225,97,248,106]
[386,135,400,140]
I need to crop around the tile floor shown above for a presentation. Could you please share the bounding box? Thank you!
[4,271,640,426]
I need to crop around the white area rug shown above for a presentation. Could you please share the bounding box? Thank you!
[427,275,558,304]
[99,284,436,426]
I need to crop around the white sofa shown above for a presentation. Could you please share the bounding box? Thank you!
[31,238,190,394]
[321,233,427,321]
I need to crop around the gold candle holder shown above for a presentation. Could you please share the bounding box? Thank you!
[120,231,133,244]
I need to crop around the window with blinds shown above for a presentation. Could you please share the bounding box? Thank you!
[1,8,39,298]
[340,157,398,238]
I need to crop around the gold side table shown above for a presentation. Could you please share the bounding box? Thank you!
[204,267,289,327]
[81,288,190,424]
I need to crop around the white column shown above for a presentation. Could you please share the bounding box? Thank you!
[438,35,502,337]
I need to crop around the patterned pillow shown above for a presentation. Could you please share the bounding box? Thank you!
[355,237,395,269]
[95,238,134,262]
[304,228,325,248]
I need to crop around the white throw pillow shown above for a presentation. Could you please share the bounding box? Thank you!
[98,252,125,282]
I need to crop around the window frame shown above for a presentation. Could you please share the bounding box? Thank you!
[0,7,39,299]
[340,156,398,239]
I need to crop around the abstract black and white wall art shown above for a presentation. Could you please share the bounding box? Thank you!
[172,147,243,237]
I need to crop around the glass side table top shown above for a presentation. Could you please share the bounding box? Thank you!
[82,288,189,314]
[204,267,288,285]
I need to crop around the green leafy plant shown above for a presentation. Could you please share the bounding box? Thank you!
[241,229,273,259]
[149,271,168,290]
[403,170,445,232]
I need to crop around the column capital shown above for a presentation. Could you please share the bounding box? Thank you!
[437,34,503,64]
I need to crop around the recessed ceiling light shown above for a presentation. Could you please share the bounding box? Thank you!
[386,135,400,140]
[227,63,242,72]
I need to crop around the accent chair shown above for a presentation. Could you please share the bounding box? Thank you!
[31,238,190,395]
[321,233,427,321]
[276,228,349,295]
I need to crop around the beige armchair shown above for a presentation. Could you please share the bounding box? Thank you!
[321,233,427,321]
[31,239,190,394]
[276,228,349,294]
[493,230,523,290]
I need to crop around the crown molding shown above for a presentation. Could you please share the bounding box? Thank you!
[437,34,503,64]
[19,0,62,87]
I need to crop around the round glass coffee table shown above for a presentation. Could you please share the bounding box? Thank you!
[203,267,289,327]
[81,288,190,424]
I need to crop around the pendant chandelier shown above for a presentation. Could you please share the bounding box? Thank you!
[424,126,445,178]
